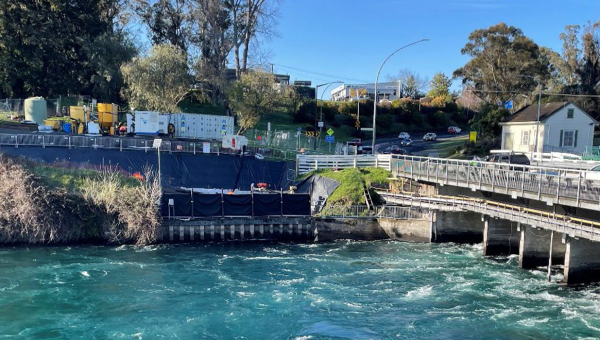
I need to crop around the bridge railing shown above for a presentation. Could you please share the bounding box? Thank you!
[390,155,600,206]
[318,204,429,220]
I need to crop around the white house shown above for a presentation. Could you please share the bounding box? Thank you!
[499,102,598,154]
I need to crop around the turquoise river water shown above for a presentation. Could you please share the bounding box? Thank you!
[1,241,600,339]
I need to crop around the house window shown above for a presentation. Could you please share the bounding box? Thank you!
[567,108,574,118]
[521,130,530,146]
[563,130,575,147]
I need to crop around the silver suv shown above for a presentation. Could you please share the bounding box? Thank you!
[423,133,437,141]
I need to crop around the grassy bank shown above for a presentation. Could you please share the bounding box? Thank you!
[307,167,391,206]
[0,155,161,245]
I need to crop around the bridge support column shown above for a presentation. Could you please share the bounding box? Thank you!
[432,211,483,243]
[483,217,519,256]
[564,238,600,285]
[518,226,566,269]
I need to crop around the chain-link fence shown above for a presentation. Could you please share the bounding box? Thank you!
[245,128,344,155]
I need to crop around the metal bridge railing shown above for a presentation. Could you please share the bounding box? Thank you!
[390,155,600,207]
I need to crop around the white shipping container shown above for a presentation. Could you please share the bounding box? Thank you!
[135,111,159,135]
[158,114,170,134]
[171,113,234,140]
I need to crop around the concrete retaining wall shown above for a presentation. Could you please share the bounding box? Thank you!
[161,217,314,243]
[314,217,432,242]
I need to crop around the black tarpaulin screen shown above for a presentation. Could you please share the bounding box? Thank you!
[223,195,253,216]
[253,194,281,216]
[161,190,192,217]
[192,193,222,217]
[161,192,310,217]
[282,194,311,216]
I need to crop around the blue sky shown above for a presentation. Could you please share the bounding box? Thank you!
[265,0,600,98]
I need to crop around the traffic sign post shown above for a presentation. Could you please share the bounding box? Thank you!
[325,135,335,143]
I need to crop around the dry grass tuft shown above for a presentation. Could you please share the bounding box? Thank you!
[82,167,162,245]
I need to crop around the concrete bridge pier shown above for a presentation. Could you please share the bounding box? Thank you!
[482,217,520,256]
[431,211,483,243]
[518,225,566,269]
[564,237,600,285]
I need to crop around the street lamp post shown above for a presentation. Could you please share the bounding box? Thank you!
[371,39,429,154]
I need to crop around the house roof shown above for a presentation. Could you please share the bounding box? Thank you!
[502,101,571,123]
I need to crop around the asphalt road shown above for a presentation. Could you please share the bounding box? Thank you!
[374,133,464,156]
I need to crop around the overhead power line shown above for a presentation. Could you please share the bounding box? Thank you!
[274,63,371,84]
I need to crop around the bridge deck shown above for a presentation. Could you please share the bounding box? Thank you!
[391,156,600,210]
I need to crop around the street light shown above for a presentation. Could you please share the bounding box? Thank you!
[513,74,542,153]
[314,81,343,149]
[371,39,429,154]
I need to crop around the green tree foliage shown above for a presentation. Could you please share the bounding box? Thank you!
[403,76,420,98]
[454,23,549,104]
[227,71,278,134]
[132,0,189,53]
[121,44,192,113]
[427,72,451,98]
[0,0,135,100]
[470,105,510,143]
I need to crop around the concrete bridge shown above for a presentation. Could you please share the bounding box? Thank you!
[385,155,600,285]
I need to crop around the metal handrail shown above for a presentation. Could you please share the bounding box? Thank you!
[390,155,600,207]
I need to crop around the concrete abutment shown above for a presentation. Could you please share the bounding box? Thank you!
[564,237,600,285]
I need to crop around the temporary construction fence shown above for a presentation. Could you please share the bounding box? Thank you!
[161,190,311,219]
[246,128,345,155]
[0,129,350,162]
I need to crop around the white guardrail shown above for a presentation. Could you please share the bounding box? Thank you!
[297,154,392,174]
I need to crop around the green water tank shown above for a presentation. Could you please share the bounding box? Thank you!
[24,97,47,124]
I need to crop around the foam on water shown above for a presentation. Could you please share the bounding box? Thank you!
[1,242,600,339]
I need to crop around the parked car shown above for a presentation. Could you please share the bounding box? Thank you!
[348,138,362,146]
[448,126,462,134]
[382,146,406,155]
[584,164,600,181]
[400,138,413,147]
[390,148,407,155]
[361,146,373,154]
[423,132,437,141]
[486,153,530,170]
[398,132,411,139]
